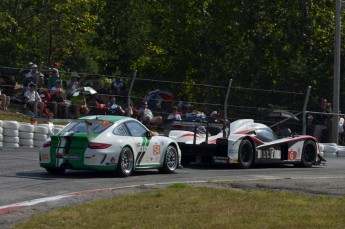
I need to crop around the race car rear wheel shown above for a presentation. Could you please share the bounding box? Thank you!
[158,145,178,174]
[116,147,134,177]
[45,167,66,174]
[238,139,254,169]
[300,140,317,167]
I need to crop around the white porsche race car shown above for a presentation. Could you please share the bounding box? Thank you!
[169,119,325,168]
[39,115,181,177]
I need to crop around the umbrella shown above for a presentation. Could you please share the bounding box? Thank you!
[269,110,299,121]
[72,87,97,96]
[144,89,174,110]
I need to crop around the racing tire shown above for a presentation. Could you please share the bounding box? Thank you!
[19,132,34,139]
[3,129,19,137]
[3,121,19,129]
[46,167,66,175]
[300,140,317,167]
[34,125,49,135]
[158,145,178,174]
[19,124,35,132]
[238,139,254,169]
[116,147,134,177]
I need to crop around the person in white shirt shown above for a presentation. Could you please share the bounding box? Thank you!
[138,101,162,125]
[24,83,44,117]
[167,106,182,121]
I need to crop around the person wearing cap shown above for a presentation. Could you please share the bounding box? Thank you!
[50,79,64,94]
[47,68,60,89]
[20,62,33,80]
[24,64,45,88]
[49,88,68,118]
[23,83,44,117]
[71,92,89,118]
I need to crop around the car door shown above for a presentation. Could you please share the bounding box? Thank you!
[125,121,162,167]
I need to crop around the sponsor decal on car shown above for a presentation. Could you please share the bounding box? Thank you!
[153,145,160,156]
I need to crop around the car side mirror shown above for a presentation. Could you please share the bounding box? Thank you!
[146,130,154,138]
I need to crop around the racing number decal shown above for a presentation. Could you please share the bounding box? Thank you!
[153,145,160,156]
[288,150,297,160]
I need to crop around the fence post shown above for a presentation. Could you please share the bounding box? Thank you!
[302,86,311,135]
[127,70,137,117]
[223,79,232,137]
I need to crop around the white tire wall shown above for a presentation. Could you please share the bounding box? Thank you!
[19,124,35,132]
[0,127,3,135]
[3,129,19,137]
[19,132,34,139]
[3,136,19,144]
[3,121,19,148]
[0,120,3,127]
[3,121,19,129]
[19,139,34,146]
[337,146,345,157]
[3,143,19,148]
[0,134,3,142]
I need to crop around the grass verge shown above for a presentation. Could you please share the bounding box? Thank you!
[14,184,345,228]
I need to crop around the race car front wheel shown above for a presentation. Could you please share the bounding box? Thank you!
[158,145,178,174]
[300,140,317,167]
[116,147,134,177]
[238,139,254,169]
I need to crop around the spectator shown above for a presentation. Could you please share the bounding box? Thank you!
[313,98,331,142]
[67,72,80,93]
[21,62,33,80]
[208,111,220,123]
[84,74,100,91]
[138,101,163,125]
[111,77,127,99]
[0,89,10,111]
[24,64,45,88]
[47,68,60,89]
[167,106,182,121]
[24,83,44,117]
[87,96,107,115]
[49,88,68,118]
[71,92,88,118]
[107,96,125,115]
[50,79,64,95]
[178,94,192,114]
[129,102,139,119]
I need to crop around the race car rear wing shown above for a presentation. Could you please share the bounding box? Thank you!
[171,121,225,144]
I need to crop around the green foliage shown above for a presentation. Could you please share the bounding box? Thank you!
[0,0,343,109]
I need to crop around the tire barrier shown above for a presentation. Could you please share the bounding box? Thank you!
[19,123,35,148]
[0,121,65,149]
[2,121,19,148]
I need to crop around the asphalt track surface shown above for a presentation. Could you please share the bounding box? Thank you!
[1,147,345,228]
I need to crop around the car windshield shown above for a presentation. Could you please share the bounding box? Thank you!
[255,128,278,142]
[62,121,113,133]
